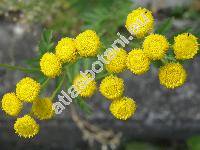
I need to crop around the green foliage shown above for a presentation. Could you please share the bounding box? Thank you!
[38,29,54,55]
[155,18,173,35]
[187,136,200,150]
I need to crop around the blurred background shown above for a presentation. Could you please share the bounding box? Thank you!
[0,0,200,149]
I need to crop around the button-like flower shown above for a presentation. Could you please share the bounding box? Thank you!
[159,63,187,89]
[173,33,199,60]
[1,92,23,116]
[16,77,41,102]
[55,37,78,63]
[126,7,154,38]
[105,48,127,73]
[73,74,97,97]
[109,97,137,120]
[100,75,124,100]
[75,30,100,57]
[127,49,150,75]
[31,98,54,120]
[40,52,62,78]
[143,34,169,60]
[14,115,39,138]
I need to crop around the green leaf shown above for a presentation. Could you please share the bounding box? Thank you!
[187,136,200,150]
[151,60,163,68]
[156,18,173,35]
[38,29,54,55]
[75,97,92,115]
[126,142,162,150]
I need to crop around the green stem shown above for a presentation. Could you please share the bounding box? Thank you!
[50,73,65,100]
[95,72,110,81]
[41,78,50,89]
[0,63,39,73]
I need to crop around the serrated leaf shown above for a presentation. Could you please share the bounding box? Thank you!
[38,29,54,55]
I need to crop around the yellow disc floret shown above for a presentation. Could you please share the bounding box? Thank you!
[1,92,23,116]
[73,74,97,97]
[14,115,39,138]
[159,63,187,89]
[40,52,62,78]
[75,30,100,57]
[109,97,137,120]
[173,33,199,60]
[105,48,127,73]
[125,7,154,38]
[55,37,77,63]
[16,77,40,102]
[99,75,124,100]
[127,49,150,75]
[143,34,169,60]
[31,98,54,120]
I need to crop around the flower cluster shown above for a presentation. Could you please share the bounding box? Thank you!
[0,7,199,139]
[1,77,54,138]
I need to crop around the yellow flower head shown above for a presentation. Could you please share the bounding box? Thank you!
[105,48,127,73]
[109,97,137,120]
[55,37,78,63]
[73,74,97,97]
[14,115,39,138]
[125,7,154,38]
[40,52,62,78]
[1,92,23,116]
[127,49,150,75]
[16,77,40,102]
[31,98,54,120]
[159,63,187,89]
[173,33,199,60]
[75,30,100,57]
[99,75,124,100]
[143,34,169,60]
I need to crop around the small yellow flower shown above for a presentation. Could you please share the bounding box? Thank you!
[40,52,62,78]
[159,63,187,89]
[16,77,40,102]
[1,92,23,116]
[105,48,127,73]
[31,98,54,120]
[127,49,150,75]
[73,74,97,97]
[125,7,154,38]
[143,34,169,60]
[173,33,199,60]
[109,97,137,120]
[55,37,78,63]
[14,115,39,138]
[99,75,124,100]
[75,30,100,57]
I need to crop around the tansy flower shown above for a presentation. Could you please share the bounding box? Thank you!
[99,75,124,100]
[159,63,187,89]
[173,33,199,60]
[31,98,54,120]
[125,7,154,38]
[109,97,137,120]
[14,115,39,138]
[40,52,62,78]
[126,49,150,75]
[75,30,100,57]
[143,34,169,60]
[1,92,23,116]
[73,74,97,97]
[16,77,40,102]
[55,37,78,63]
[105,48,127,73]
